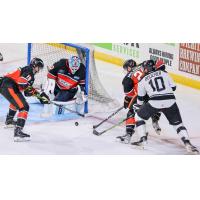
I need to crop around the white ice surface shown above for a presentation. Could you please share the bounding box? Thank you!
[0,44,200,154]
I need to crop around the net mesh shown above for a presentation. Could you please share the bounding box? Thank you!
[29,43,120,113]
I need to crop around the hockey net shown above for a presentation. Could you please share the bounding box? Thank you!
[28,43,120,114]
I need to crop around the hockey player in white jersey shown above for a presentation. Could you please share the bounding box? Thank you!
[116,59,161,144]
[131,59,199,154]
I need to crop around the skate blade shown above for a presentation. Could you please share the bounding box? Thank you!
[130,143,146,150]
[115,137,130,144]
[14,137,31,142]
[185,146,199,155]
[131,140,148,150]
[186,149,199,155]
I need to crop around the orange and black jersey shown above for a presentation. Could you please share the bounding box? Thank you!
[4,66,35,91]
[47,59,86,92]
[122,68,144,98]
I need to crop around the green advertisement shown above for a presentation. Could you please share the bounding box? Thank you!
[94,43,140,59]
[93,43,112,50]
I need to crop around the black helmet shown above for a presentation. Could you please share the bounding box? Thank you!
[30,57,44,69]
[142,60,155,73]
[123,59,137,71]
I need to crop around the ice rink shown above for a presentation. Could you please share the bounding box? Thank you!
[0,44,200,154]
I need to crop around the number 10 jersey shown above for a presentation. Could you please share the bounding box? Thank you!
[137,70,177,109]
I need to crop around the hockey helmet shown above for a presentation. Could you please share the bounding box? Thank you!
[30,57,44,69]
[142,60,155,73]
[69,56,81,74]
[123,59,137,72]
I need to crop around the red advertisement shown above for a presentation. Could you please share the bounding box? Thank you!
[179,43,200,76]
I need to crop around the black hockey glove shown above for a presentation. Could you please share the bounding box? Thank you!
[127,109,135,118]
[124,96,132,109]
[24,87,38,97]
[38,92,50,104]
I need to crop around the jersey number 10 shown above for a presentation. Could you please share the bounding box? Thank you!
[149,77,166,92]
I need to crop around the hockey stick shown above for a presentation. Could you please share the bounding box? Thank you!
[92,106,124,129]
[31,90,85,118]
[93,114,134,136]
[93,93,138,136]
[50,101,85,117]
[92,92,137,130]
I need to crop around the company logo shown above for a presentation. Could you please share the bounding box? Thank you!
[179,43,200,76]
[112,43,140,58]
[58,79,71,87]
[149,48,174,67]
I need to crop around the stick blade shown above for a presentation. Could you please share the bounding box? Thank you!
[93,129,101,136]
[93,125,97,129]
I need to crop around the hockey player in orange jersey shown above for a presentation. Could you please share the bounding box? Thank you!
[116,59,161,144]
[0,58,49,141]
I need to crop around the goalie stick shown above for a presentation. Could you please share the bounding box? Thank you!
[50,101,85,117]
[30,89,86,118]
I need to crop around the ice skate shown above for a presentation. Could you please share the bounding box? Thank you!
[116,132,133,144]
[14,127,30,142]
[4,115,17,128]
[131,136,147,149]
[182,137,199,154]
[116,128,135,144]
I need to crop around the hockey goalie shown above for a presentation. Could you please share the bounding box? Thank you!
[42,55,88,117]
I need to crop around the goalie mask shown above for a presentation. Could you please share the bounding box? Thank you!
[69,56,81,74]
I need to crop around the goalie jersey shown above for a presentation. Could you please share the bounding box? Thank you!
[137,70,177,109]
[47,59,86,92]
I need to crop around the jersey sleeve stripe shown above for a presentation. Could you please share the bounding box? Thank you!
[47,72,56,80]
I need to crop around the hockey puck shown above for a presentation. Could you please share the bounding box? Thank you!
[75,122,79,126]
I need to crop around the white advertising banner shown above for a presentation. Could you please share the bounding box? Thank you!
[95,43,200,81]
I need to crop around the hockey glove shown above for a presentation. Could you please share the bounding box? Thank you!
[127,108,135,118]
[132,103,141,112]
[24,87,38,97]
[124,96,131,109]
[38,92,50,104]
